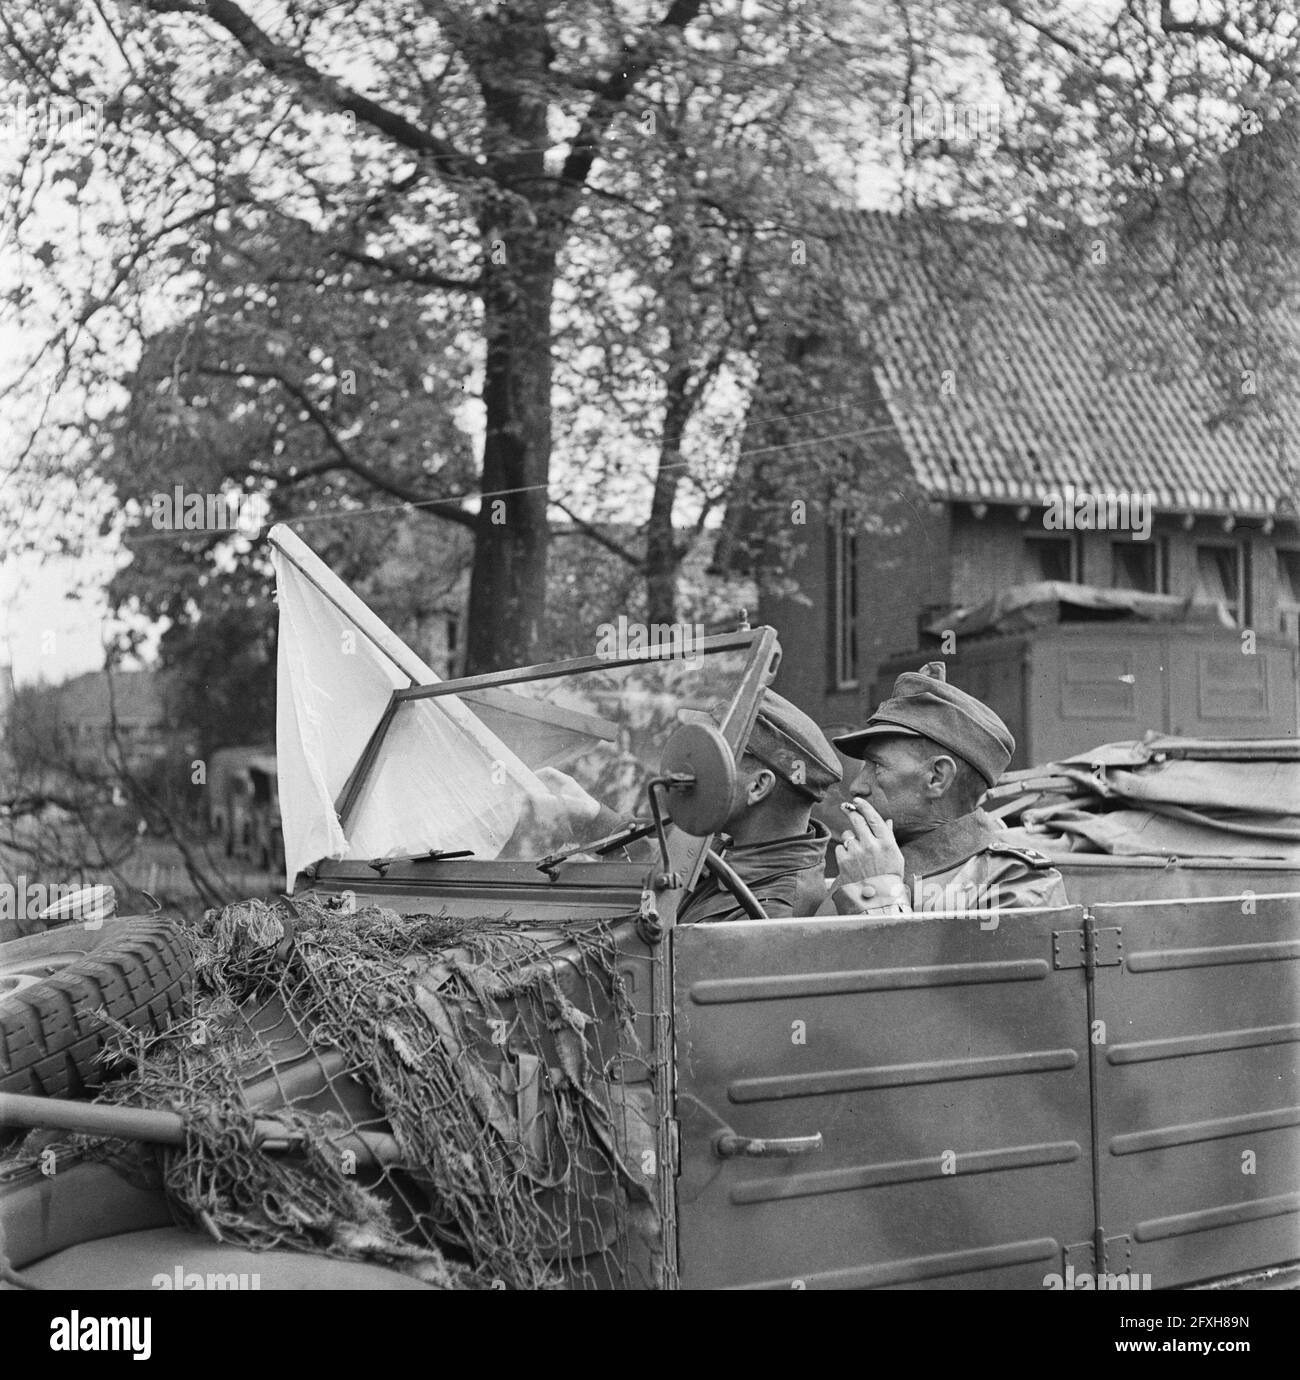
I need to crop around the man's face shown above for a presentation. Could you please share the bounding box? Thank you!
[845,735,932,842]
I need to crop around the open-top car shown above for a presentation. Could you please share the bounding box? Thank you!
[2,526,1297,1290]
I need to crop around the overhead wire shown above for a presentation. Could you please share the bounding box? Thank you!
[118,404,900,546]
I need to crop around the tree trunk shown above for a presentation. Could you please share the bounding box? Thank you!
[643,226,695,627]
[644,386,691,626]
[463,8,557,674]
[465,241,555,673]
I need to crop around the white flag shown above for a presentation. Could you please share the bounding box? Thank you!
[271,527,539,889]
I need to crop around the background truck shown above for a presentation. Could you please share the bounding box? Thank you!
[207,745,282,873]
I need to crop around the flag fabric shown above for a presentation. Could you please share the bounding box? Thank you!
[271,534,539,889]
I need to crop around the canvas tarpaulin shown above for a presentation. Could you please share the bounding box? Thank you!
[990,734,1300,863]
[925,581,1234,639]
[271,529,544,887]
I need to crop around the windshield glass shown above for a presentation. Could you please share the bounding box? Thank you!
[340,647,753,864]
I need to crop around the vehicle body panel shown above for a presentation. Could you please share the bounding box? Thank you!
[1089,893,1300,1286]
[20,1227,435,1290]
[1055,857,1299,907]
[877,624,1298,770]
[673,906,1096,1289]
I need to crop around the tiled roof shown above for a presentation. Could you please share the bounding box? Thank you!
[55,669,174,726]
[825,209,1300,519]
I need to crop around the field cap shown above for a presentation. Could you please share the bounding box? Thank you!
[832,661,1014,787]
[744,689,843,801]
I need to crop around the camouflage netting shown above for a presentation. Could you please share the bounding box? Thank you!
[33,897,664,1289]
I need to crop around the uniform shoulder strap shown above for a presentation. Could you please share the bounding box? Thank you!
[985,839,1052,869]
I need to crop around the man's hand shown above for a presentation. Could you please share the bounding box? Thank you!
[507,767,604,856]
[835,798,905,886]
[532,767,602,828]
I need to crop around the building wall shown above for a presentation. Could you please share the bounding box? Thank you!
[762,489,1300,733]
[760,455,950,731]
[946,506,1299,642]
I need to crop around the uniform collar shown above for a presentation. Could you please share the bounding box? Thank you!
[901,809,998,880]
[716,817,830,860]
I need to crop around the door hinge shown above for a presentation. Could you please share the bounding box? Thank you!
[1064,1234,1133,1277]
[1053,925,1123,970]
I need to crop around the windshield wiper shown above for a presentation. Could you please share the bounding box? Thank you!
[536,821,656,878]
[367,849,475,875]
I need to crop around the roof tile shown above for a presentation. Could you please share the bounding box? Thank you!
[827,210,1300,517]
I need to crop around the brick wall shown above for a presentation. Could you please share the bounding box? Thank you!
[759,448,950,730]
[761,493,1299,733]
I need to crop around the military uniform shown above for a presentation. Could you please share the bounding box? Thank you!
[679,819,833,924]
[588,688,842,922]
[831,662,1068,917]
[899,809,1066,913]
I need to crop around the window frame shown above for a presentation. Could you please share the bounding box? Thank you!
[1110,536,1167,595]
[828,510,860,691]
[1276,546,1300,640]
[1194,539,1252,628]
[1022,530,1080,584]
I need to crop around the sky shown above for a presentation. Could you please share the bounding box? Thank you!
[0,547,134,686]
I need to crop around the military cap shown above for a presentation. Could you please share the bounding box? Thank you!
[832,661,1014,787]
[744,689,843,801]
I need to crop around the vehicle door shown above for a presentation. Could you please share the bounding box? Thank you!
[673,903,1095,1288]
[1087,892,1300,1286]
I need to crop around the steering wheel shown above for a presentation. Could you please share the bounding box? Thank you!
[704,848,769,920]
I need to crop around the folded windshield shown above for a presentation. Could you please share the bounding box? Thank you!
[339,647,754,864]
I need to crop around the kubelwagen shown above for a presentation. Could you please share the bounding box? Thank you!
[2,530,1296,1290]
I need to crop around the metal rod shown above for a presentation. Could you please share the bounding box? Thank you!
[0,1093,399,1167]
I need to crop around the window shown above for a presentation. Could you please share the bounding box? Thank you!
[1278,549,1300,640]
[1112,539,1164,593]
[830,512,859,689]
[1195,542,1251,626]
[439,616,463,678]
[1023,534,1078,583]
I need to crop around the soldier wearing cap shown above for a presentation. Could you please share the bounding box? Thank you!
[534,689,842,923]
[829,662,1066,918]
[676,688,842,924]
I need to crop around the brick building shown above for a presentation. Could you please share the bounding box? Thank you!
[751,211,1300,745]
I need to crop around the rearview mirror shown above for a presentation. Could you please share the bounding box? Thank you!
[657,723,738,837]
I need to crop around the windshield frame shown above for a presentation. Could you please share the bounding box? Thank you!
[315,627,780,902]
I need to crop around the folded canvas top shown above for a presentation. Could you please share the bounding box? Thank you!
[990,731,1300,862]
[925,581,1235,639]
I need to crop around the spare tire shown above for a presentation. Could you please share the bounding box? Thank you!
[0,917,196,1099]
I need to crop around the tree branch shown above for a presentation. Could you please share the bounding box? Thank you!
[137,0,484,181]
[195,364,479,530]
[549,498,644,568]
[995,0,1085,59]
[1158,1,1283,75]
[332,245,481,294]
[558,0,706,193]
